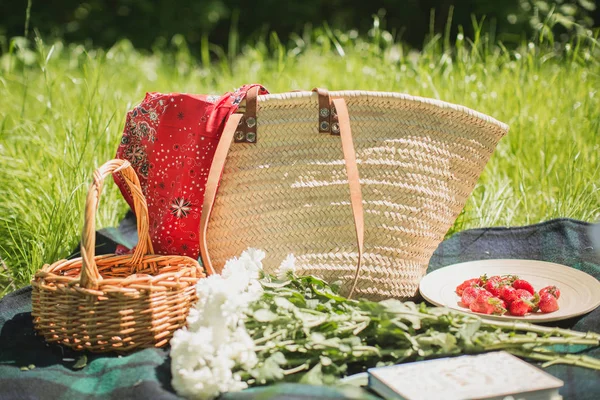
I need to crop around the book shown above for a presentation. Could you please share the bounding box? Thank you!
[367,351,564,400]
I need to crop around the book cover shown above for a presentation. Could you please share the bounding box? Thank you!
[367,351,563,400]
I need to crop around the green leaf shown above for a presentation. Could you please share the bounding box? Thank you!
[457,318,482,342]
[300,362,324,385]
[559,4,577,16]
[306,299,319,309]
[320,356,333,366]
[295,309,327,329]
[253,309,278,322]
[391,318,410,331]
[578,0,596,11]
[417,331,458,353]
[274,296,295,310]
[299,275,330,287]
[339,343,352,353]
[251,352,287,384]
[309,332,326,343]
[380,300,423,329]
[270,351,287,365]
[261,280,292,289]
[330,280,342,292]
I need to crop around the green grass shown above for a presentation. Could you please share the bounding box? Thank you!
[0,23,599,295]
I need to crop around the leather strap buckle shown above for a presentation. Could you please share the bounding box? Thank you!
[234,86,259,143]
[312,88,340,135]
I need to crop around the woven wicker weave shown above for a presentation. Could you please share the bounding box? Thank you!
[207,90,508,300]
[31,159,204,352]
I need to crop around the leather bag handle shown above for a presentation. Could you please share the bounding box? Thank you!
[199,93,365,298]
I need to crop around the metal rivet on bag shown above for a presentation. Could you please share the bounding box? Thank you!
[235,131,245,141]
[331,107,337,118]
[320,121,330,131]
[331,122,340,134]
[238,117,244,126]
[319,108,330,117]
[246,117,257,128]
[246,132,256,142]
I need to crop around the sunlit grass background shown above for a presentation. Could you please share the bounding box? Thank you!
[1,21,599,295]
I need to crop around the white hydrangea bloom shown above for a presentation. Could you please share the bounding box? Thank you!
[171,248,266,400]
[276,254,296,281]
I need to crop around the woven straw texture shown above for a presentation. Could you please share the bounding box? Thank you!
[207,90,508,300]
[31,159,204,352]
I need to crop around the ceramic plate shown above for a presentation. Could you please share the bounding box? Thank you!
[419,259,600,322]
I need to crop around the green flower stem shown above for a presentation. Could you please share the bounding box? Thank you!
[529,349,600,368]
[253,330,287,345]
[482,320,600,340]
[483,336,600,350]
[351,345,381,356]
[506,349,600,370]
[255,340,296,352]
[305,316,329,328]
[283,363,310,375]
[387,310,439,320]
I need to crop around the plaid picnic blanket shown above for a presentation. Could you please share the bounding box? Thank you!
[1,217,598,399]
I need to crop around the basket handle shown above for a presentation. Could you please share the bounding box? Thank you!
[199,96,365,298]
[80,159,155,289]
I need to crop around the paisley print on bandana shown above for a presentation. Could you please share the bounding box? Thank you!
[115,84,268,258]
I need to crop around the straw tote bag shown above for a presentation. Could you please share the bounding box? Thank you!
[199,87,508,300]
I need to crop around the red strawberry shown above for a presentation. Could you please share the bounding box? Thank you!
[509,298,535,316]
[456,278,481,296]
[488,297,508,315]
[484,276,506,297]
[539,285,561,299]
[515,289,534,301]
[461,286,484,307]
[485,275,519,296]
[513,279,535,295]
[469,291,495,314]
[538,293,559,313]
[499,285,519,304]
[484,280,501,297]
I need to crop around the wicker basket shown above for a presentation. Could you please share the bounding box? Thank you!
[31,159,204,352]
[200,89,508,300]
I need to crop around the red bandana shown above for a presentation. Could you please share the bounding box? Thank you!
[114,84,268,259]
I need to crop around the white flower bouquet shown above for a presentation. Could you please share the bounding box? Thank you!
[171,250,600,400]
